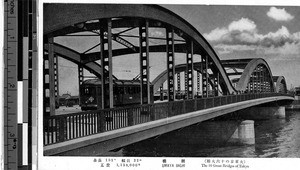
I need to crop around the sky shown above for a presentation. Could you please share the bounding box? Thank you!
[162,5,300,87]
[54,3,300,96]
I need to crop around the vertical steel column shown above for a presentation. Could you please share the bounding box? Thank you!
[270,74,274,92]
[268,74,271,92]
[166,27,175,101]
[257,66,261,93]
[177,73,181,93]
[197,71,200,96]
[267,73,270,92]
[78,66,84,106]
[253,73,255,93]
[54,54,59,107]
[246,83,249,93]
[265,72,268,92]
[43,52,50,117]
[100,18,113,109]
[201,54,208,98]
[186,41,194,99]
[266,77,269,92]
[160,84,164,101]
[256,67,259,92]
[253,68,256,93]
[184,71,188,98]
[139,19,150,104]
[214,72,219,96]
[47,37,56,116]
[255,66,259,93]
[261,67,265,92]
[255,69,258,93]
[260,66,263,92]
[251,72,254,93]
[249,77,252,93]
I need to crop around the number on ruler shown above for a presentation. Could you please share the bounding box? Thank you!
[9,133,15,138]
[9,133,17,150]
[8,83,15,88]
[12,139,17,149]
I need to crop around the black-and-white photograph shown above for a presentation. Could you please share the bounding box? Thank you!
[42,0,300,163]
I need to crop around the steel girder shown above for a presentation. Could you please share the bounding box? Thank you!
[99,19,114,108]
[221,59,253,69]
[186,41,194,99]
[44,4,236,95]
[202,55,209,97]
[44,43,118,80]
[235,58,275,92]
[81,44,187,64]
[139,19,151,104]
[44,37,56,116]
[166,27,176,101]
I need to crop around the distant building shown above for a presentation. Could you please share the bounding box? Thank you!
[66,96,79,107]
[59,93,79,106]
[295,87,300,100]
[59,93,71,106]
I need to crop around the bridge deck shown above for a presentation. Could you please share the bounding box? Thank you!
[44,93,293,155]
[44,93,293,146]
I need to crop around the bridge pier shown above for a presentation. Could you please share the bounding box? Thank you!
[275,106,285,118]
[228,120,255,145]
[238,105,286,119]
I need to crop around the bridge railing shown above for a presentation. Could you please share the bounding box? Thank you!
[44,93,293,146]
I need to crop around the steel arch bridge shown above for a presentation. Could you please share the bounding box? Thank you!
[44,4,236,114]
[43,4,293,155]
[273,76,288,94]
[221,58,276,93]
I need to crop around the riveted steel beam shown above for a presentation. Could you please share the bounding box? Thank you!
[214,72,219,96]
[257,65,262,93]
[184,71,188,98]
[202,54,208,98]
[54,54,59,107]
[186,41,194,99]
[197,71,200,96]
[160,84,164,101]
[100,19,113,109]
[226,72,243,76]
[139,19,150,104]
[166,27,175,101]
[78,66,84,105]
[177,73,181,92]
[46,37,56,116]
[81,44,188,64]
[262,67,265,92]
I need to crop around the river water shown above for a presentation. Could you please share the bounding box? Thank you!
[109,109,300,157]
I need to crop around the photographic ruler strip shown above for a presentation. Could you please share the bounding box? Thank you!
[4,0,37,169]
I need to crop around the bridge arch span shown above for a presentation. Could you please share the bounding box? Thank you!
[236,58,275,93]
[273,76,287,93]
[44,4,236,95]
[152,62,216,94]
